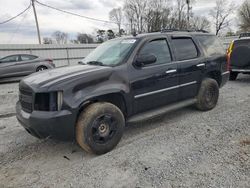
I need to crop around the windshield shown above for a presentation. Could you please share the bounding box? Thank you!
[82,38,137,66]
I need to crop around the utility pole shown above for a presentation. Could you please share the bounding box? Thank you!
[31,0,41,44]
[186,0,191,29]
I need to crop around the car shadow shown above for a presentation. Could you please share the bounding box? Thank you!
[231,74,250,83]
[2,105,197,164]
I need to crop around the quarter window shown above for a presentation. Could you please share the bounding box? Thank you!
[172,38,198,61]
[196,35,225,56]
[139,39,172,65]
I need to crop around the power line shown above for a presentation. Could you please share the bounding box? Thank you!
[0,3,31,25]
[35,0,118,25]
[9,8,31,43]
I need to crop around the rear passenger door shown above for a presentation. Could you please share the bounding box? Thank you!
[16,55,38,75]
[170,36,205,100]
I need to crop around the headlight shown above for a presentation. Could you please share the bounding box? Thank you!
[34,91,63,111]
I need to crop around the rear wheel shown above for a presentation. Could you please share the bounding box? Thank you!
[36,66,47,72]
[76,102,125,155]
[229,72,238,81]
[196,78,219,111]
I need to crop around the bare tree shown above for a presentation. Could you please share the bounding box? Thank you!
[43,37,52,44]
[210,0,235,35]
[146,0,172,32]
[77,33,94,44]
[176,0,187,29]
[190,16,211,31]
[109,8,123,36]
[123,0,148,34]
[107,29,115,39]
[239,0,250,32]
[96,30,106,43]
[52,31,68,44]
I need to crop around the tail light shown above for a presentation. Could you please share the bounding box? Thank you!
[46,58,53,64]
[226,41,234,71]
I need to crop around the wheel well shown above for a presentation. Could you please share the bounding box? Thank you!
[206,71,222,86]
[36,65,47,71]
[78,93,127,118]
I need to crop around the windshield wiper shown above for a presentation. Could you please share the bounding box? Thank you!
[86,61,105,66]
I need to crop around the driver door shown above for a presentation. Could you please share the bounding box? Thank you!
[129,38,179,114]
[0,55,20,78]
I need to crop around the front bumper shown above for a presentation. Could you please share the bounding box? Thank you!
[221,71,229,87]
[16,101,76,140]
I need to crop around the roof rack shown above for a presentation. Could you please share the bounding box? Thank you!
[239,32,250,38]
[161,29,209,33]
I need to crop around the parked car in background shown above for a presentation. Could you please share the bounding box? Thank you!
[0,54,55,79]
[16,30,229,155]
[227,33,250,80]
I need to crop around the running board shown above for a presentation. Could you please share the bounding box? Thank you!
[127,98,197,123]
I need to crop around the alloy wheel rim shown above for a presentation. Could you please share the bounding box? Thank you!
[91,114,117,144]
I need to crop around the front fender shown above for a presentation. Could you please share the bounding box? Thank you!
[75,84,129,108]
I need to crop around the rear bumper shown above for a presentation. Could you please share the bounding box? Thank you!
[16,101,76,140]
[221,71,229,87]
[48,63,56,68]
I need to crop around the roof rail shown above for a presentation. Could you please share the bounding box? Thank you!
[239,32,250,38]
[161,28,209,33]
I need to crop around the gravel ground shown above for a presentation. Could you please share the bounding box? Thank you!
[0,75,249,188]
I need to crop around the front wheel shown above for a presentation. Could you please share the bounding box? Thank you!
[196,78,219,111]
[76,102,125,155]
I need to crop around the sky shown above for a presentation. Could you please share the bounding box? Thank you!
[0,0,245,44]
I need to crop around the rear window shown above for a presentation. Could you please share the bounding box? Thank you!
[172,38,198,61]
[196,35,225,56]
[233,40,250,49]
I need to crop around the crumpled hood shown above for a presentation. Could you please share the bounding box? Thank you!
[22,65,110,89]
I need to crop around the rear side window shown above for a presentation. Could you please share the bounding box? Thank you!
[171,38,198,61]
[21,55,37,61]
[196,35,225,56]
[139,39,172,65]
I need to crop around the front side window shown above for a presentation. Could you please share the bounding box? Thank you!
[0,55,19,63]
[139,39,172,65]
[172,38,198,61]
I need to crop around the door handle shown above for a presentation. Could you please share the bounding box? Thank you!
[196,63,205,67]
[166,69,177,74]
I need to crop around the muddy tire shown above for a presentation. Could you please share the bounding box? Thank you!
[229,72,238,81]
[196,78,219,111]
[76,102,125,155]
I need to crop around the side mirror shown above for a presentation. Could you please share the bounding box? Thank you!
[135,54,157,67]
[78,61,85,65]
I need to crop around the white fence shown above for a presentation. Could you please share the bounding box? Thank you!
[0,37,238,67]
[0,44,99,67]
[221,36,238,48]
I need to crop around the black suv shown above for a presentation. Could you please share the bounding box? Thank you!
[16,31,229,154]
[228,33,250,80]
